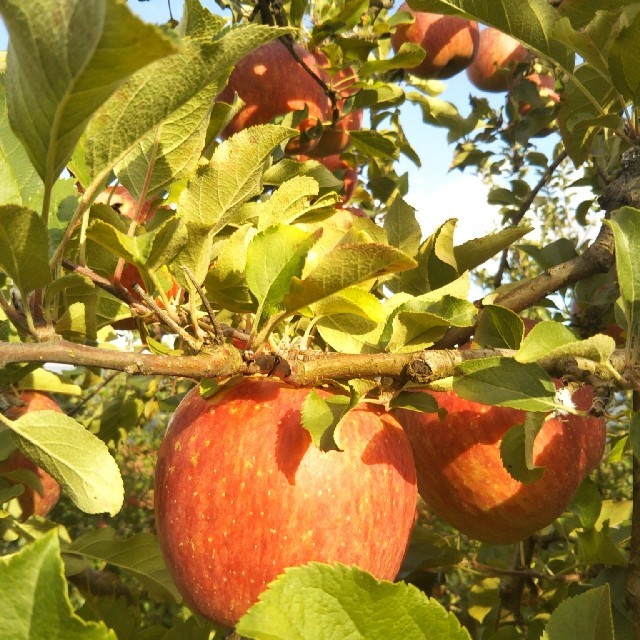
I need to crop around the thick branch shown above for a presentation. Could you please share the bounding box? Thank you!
[435,223,616,348]
[0,339,244,380]
[0,339,628,388]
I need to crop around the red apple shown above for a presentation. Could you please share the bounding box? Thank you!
[217,41,329,140]
[154,377,417,628]
[1,391,62,519]
[391,4,479,80]
[466,27,529,92]
[95,185,157,224]
[393,385,605,544]
[517,73,560,116]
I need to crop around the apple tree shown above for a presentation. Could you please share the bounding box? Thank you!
[0,0,638,638]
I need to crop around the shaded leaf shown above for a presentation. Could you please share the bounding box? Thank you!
[65,528,180,602]
[454,357,558,412]
[0,205,51,294]
[0,532,116,640]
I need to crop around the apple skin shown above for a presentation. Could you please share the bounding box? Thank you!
[393,385,605,544]
[95,185,157,224]
[391,4,479,80]
[154,377,417,628]
[466,28,529,92]
[218,41,329,139]
[1,391,62,519]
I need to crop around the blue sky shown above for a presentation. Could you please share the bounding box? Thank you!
[0,1,554,243]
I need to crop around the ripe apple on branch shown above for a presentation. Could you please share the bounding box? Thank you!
[154,377,418,627]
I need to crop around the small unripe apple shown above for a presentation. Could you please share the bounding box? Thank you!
[217,41,329,139]
[1,391,62,519]
[391,4,479,79]
[155,377,417,627]
[466,27,529,92]
[394,385,605,544]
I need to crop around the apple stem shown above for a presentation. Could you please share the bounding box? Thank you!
[625,391,640,637]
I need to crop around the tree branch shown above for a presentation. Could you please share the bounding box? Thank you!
[0,339,244,380]
[493,149,569,289]
[0,339,629,388]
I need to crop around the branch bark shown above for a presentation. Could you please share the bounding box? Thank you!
[0,338,628,388]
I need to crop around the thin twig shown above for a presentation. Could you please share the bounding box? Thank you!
[182,266,225,344]
[131,284,201,352]
[494,149,569,288]
[68,371,122,416]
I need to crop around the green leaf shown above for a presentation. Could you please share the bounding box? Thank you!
[543,585,614,640]
[87,212,188,273]
[313,288,386,323]
[398,526,463,579]
[516,320,580,363]
[499,413,546,484]
[360,42,426,75]
[177,0,226,42]
[556,64,619,165]
[0,74,42,206]
[454,357,558,412]
[607,207,640,337]
[300,391,348,452]
[609,7,640,103]
[570,477,603,530]
[454,226,533,273]
[384,196,422,258]
[17,369,82,396]
[0,532,116,640]
[400,219,458,295]
[255,176,320,230]
[65,528,180,602]
[388,294,477,352]
[204,225,257,313]
[316,313,386,354]
[236,562,472,640]
[408,0,573,70]
[349,130,398,160]
[246,225,320,324]
[6,410,124,516]
[82,25,292,186]
[475,306,524,350]
[115,85,216,199]
[284,244,416,312]
[0,205,51,294]
[174,124,296,288]
[0,0,177,182]
[389,391,439,413]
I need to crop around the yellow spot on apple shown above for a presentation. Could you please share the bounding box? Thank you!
[191,453,199,465]
[204,439,211,447]
[174,441,182,451]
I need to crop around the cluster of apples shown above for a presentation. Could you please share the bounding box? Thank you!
[153,374,605,629]
[217,40,361,205]
[391,3,560,111]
